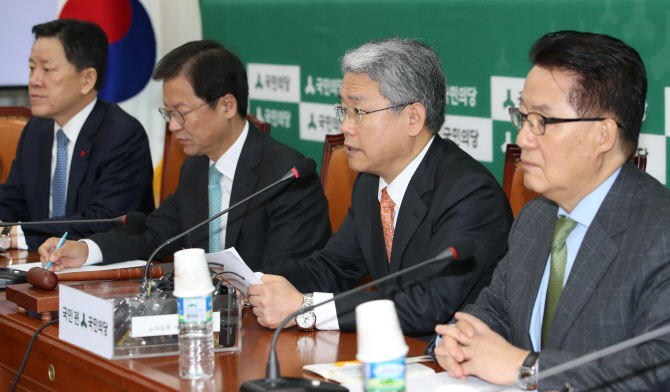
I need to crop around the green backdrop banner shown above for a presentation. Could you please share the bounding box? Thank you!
[201,0,669,187]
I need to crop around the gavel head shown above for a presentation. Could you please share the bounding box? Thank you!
[27,267,58,291]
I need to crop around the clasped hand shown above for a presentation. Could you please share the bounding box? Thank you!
[247,274,304,329]
[434,312,529,386]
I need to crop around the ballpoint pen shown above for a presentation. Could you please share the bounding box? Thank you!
[45,232,68,270]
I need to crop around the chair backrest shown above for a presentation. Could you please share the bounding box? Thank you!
[0,106,32,184]
[321,133,358,233]
[159,114,271,204]
[503,143,648,217]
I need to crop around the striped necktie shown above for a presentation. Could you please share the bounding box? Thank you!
[51,128,69,217]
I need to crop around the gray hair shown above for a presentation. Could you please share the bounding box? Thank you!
[340,37,447,134]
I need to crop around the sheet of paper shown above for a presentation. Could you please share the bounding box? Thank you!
[7,260,146,273]
[342,372,518,392]
[304,362,435,384]
[205,247,262,297]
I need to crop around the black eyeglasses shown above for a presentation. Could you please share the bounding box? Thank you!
[334,102,414,123]
[159,98,220,125]
[509,107,624,135]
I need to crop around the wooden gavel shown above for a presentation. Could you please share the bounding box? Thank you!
[26,266,165,291]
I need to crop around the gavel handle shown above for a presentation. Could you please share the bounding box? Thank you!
[57,267,164,281]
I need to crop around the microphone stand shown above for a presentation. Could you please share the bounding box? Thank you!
[139,164,309,292]
[240,244,472,392]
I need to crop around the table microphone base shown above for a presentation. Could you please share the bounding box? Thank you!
[240,377,348,392]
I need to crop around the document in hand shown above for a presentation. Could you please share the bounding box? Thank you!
[205,247,263,297]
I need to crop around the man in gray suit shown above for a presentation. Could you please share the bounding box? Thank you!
[431,31,670,391]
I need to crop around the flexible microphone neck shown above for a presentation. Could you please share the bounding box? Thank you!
[242,241,475,391]
[0,212,147,227]
[140,159,316,287]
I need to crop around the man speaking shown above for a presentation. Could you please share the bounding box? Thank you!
[248,37,513,339]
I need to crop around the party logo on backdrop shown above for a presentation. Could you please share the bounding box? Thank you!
[440,115,493,163]
[248,64,301,103]
[304,75,342,97]
[490,76,525,121]
[299,102,341,142]
[60,0,156,103]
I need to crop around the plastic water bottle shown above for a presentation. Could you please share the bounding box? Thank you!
[178,295,215,379]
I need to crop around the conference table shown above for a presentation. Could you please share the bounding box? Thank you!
[0,251,442,391]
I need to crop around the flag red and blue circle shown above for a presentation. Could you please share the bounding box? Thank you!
[60,0,156,102]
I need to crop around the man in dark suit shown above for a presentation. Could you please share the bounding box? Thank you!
[432,31,670,391]
[248,37,513,339]
[0,19,154,251]
[39,40,331,272]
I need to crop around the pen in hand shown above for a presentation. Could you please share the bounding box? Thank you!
[45,232,68,270]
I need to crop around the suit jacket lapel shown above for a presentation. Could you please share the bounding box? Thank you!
[36,124,54,218]
[225,125,261,248]
[388,137,439,274]
[547,163,634,347]
[510,202,556,349]
[66,100,104,215]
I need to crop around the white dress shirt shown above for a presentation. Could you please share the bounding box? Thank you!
[15,98,97,249]
[84,120,249,264]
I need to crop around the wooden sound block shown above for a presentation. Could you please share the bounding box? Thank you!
[6,281,143,322]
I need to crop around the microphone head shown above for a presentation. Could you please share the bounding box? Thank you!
[123,212,147,227]
[291,158,317,178]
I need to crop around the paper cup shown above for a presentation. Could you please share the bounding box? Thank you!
[355,300,409,364]
[173,248,215,298]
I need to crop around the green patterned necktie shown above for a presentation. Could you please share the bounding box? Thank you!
[208,165,224,253]
[541,215,578,348]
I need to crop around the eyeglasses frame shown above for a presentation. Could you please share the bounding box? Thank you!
[508,107,624,135]
[334,102,415,123]
[159,97,221,125]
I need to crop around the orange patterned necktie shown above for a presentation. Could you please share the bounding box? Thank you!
[380,187,395,263]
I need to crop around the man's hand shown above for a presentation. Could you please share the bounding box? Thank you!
[247,274,304,329]
[38,239,89,271]
[9,226,17,249]
[435,312,529,386]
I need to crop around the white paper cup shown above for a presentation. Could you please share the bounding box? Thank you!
[355,300,409,364]
[173,248,215,298]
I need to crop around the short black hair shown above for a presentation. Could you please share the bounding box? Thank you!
[152,40,248,117]
[530,31,647,159]
[32,19,108,91]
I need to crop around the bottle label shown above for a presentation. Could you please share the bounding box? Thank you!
[178,296,212,323]
[362,356,406,392]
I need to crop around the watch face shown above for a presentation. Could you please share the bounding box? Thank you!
[296,311,316,329]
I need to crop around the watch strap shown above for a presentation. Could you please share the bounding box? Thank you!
[523,351,540,367]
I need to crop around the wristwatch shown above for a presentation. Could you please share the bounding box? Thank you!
[0,226,11,253]
[517,351,539,390]
[295,293,317,331]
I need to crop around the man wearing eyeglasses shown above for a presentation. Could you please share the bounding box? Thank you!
[430,31,670,391]
[39,40,331,271]
[248,37,513,338]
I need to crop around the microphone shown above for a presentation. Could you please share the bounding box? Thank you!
[0,212,147,227]
[0,212,147,289]
[240,240,477,392]
[139,158,317,287]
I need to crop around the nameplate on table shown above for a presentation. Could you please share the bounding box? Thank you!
[59,285,114,359]
[131,312,222,338]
